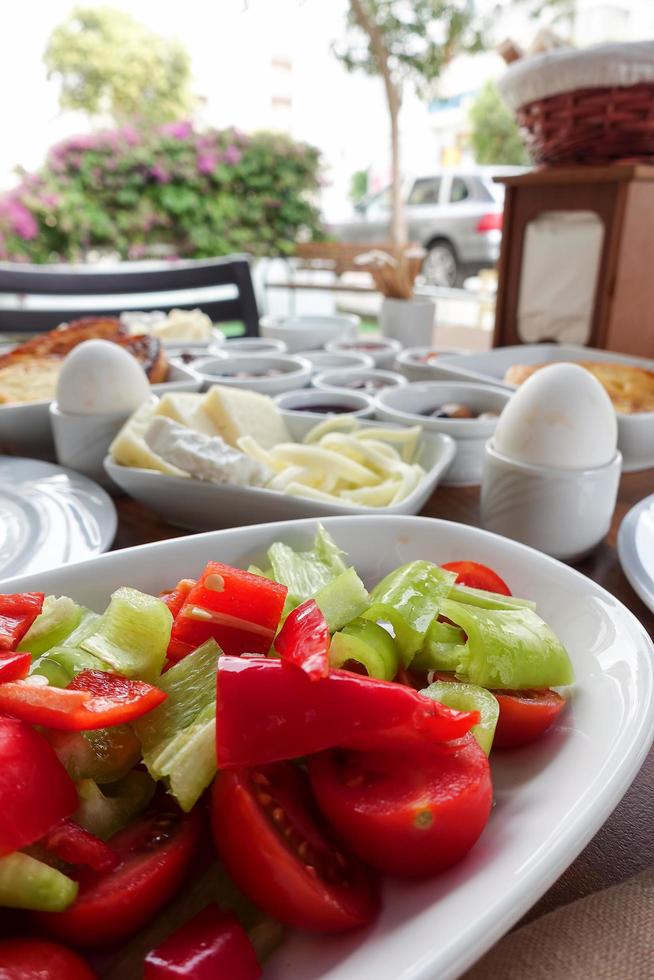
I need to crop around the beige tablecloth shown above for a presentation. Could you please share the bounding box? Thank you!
[463,868,654,979]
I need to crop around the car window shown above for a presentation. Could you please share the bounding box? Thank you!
[366,187,391,217]
[449,178,470,203]
[407,178,442,206]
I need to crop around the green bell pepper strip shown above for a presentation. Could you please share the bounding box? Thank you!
[440,598,575,690]
[0,851,77,912]
[75,770,156,841]
[30,645,106,687]
[81,587,172,682]
[362,561,456,666]
[330,619,399,681]
[314,566,370,632]
[411,619,467,671]
[17,595,82,657]
[420,680,499,755]
[449,583,537,611]
[134,639,220,812]
[46,725,142,784]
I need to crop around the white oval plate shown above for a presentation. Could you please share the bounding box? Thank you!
[2,514,653,980]
[618,492,654,614]
[0,458,116,580]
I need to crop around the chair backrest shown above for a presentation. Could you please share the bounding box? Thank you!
[0,255,260,336]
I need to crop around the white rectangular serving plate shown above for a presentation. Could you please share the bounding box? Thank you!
[0,363,201,459]
[419,344,654,472]
[104,416,456,530]
[3,515,653,980]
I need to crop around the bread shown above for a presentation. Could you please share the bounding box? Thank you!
[504,361,654,414]
[0,319,169,405]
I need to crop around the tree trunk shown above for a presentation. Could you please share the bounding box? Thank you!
[350,0,407,251]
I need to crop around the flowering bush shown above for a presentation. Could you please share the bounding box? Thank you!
[0,122,324,262]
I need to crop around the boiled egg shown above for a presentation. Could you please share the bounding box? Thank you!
[56,340,151,415]
[494,363,617,469]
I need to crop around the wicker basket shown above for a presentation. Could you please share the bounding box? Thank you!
[517,82,654,165]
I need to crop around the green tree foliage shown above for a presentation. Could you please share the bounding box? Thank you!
[44,6,195,125]
[0,123,323,263]
[469,81,530,166]
[349,169,369,204]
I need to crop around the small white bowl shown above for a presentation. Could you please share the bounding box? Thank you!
[325,336,403,370]
[481,441,622,561]
[374,381,512,486]
[314,367,408,396]
[396,346,472,382]
[50,401,133,490]
[297,349,375,373]
[259,314,360,353]
[274,388,375,420]
[224,337,288,354]
[189,354,312,395]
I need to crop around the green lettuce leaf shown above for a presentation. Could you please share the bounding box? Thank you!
[267,524,348,603]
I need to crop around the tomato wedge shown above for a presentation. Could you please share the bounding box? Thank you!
[309,735,492,878]
[273,599,329,680]
[211,762,379,933]
[36,802,202,947]
[41,820,118,874]
[0,716,78,857]
[0,592,44,650]
[168,563,287,662]
[0,670,166,731]
[144,904,261,979]
[216,656,479,768]
[0,939,96,979]
[492,688,567,748]
[441,561,511,596]
[0,653,31,683]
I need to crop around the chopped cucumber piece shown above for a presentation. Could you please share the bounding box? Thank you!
[411,620,467,671]
[449,583,537,611]
[47,725,142,784]
[314,567,369,632]
[135,640,219,811]
[18,596,82,657]
[81,587,172,682]
[0,852,77,912]
[30,645,106,687]
[421,680,499,755]
[440,598,575,690]
[330,619,398,681]
[75,771,156,841]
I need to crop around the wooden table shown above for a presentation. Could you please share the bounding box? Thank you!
[114,469,654,924]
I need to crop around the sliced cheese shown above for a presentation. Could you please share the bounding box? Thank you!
[109,399,186,476]
[203,385,290,450]
[154,393,218,436]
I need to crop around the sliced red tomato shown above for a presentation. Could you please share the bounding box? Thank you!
[169,563,287,661]
[492,688,566,748]
[160,579,196,620]
[0,592,44,651]
[211,762,378,933]
[36,802,202,947]
[441,561,511,596]
[216,656,479,768]
[41,820,118,874]
[0,715,78,857]
[144,904,261,980]
[0,939,96,979]
[0,652,31,683]
[309,735,493,878]
[0,670,166,731]
[273,599,329,680]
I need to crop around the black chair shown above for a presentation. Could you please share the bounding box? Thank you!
[0,254,260,336]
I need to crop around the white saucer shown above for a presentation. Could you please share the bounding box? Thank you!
[618,492,654,614]
[0,457,117,581]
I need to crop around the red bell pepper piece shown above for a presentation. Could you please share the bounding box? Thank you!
[0,669,166,731]
[0,592,44,650]
[273,599,329,680]
[0,715,78,856]
[0,652,31,682]
[41,820,119,873]
[160,579,196,620]
[144,904,261,980]
[216,656,479,768]
[169,563,287,662]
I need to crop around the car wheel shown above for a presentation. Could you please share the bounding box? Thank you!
[423,242,458,288]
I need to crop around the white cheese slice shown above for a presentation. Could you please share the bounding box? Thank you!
[202,385,290,450]
[154,393,218,436]
[109,399,186,476]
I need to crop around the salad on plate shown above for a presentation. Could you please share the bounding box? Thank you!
[0,526,574,978]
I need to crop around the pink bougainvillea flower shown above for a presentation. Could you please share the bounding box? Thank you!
[197,152,217,175]
[162,120,193,140]
[223,145,242,165]
[150,164,171,184]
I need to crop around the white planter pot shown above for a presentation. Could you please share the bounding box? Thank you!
[380,297,436,347]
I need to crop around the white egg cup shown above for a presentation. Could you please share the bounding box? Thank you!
[50,402,135,491]
[481,440,622,561]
